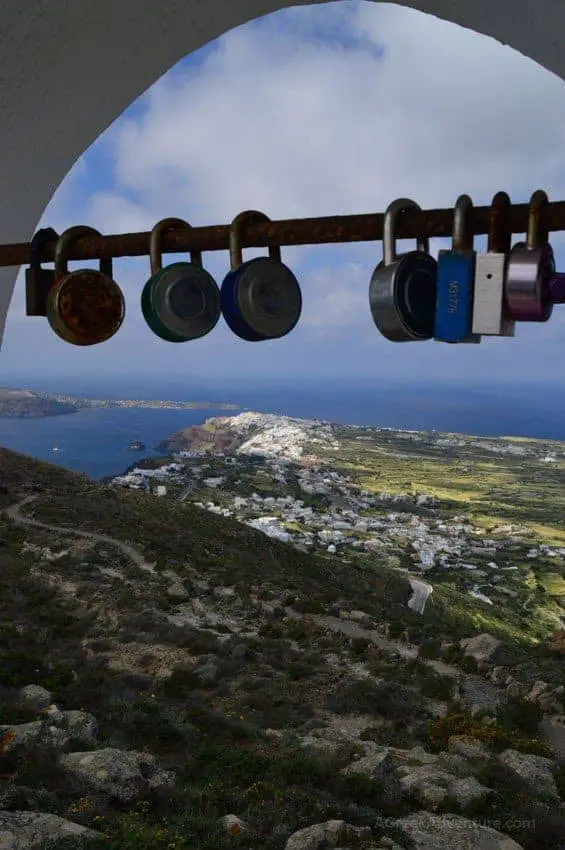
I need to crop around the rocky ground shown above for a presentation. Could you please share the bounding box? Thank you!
[0,446,564,849]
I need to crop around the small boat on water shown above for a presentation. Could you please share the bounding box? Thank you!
[128,440,145,451]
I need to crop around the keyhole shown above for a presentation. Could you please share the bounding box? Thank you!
[486,273,493,279]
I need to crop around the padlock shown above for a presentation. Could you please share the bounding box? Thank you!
[141,218,221,342]
[46,226,125,345]
[220,210,302,342]
[25,228,59,316]
[434,194,481,344]
[505,189,554,322]
[471,191,515,337]
[369,198,437,342]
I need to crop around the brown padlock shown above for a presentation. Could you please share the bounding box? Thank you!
[46,226,125,345]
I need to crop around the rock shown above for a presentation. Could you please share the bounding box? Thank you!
[506,681,524,700]
[388,745,439,768]
[376,839,404,850]
[60,710,99,748]
[348,610,372,627]
[35,705,98,749]
[59,748,175,803]
[459,633,502,662]
[0,811,104,847]
[448,735,491,761]
[265,728,284,741]
[341,746,403,806]
[436,752,473,777]
[213,585,236,599]
[16,685,52,714]
[302,736,357,766]
[490,666,508,686]
[192,660,218,685]
[448,776,492,809]
[219,814,247,836]
[0,723,42,754]
[460,676,503,715]
[527,680,550,702]
[399,766,490,812]
[285,820,371,850]
[497,748,560,801]
[0,784,61,813]
[166,581,189,600]
[538,693,563,715]
[394,811,524,849]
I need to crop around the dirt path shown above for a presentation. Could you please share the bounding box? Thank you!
[286,609,564,757]
[5,496,156,575]
[308,612,464,679]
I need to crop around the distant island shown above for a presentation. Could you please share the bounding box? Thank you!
[0,387,239,419]
[128,441,145,451]
[0,388,77,418]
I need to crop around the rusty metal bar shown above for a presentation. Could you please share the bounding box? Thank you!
[1,199,565,267]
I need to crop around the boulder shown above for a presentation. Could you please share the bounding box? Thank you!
[448,735,491,761]
[394,811,524,849]
[285,820,371,850]
[497,748,560,802]
[218,814,247,836]
[460,676,503,715]
[59,747,175,804]
[400,765,490,812]
[341,746,403,806]
[459,634,502,662]
[16,685,52,714]
[0,811,104,848]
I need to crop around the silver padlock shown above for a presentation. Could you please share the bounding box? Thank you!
[505,189,554,322]
[472,191,515,337]
[369,198,437,342]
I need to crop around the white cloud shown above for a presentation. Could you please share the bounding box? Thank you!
[6,0,565,379]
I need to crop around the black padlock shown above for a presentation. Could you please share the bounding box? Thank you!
[25,227,59,316]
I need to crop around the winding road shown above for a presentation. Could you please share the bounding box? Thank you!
[4,496,156,574]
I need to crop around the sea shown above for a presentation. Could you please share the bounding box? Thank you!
[0,376,563,481]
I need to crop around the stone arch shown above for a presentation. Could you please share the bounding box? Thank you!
[0,0,562,348]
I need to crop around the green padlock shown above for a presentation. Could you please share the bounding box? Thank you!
[141,217,221,342]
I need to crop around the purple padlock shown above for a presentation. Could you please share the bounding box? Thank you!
[505,190,554,322]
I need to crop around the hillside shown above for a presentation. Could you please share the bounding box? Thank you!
[0,389,77,418]
[0,435,564,849]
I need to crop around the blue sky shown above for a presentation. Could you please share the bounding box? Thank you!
[2,0,565,389]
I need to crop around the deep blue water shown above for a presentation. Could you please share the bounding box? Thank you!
[0,378,563,480]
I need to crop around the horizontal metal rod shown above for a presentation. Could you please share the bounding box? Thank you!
[2,199,565,267]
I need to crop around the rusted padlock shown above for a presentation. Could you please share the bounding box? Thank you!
[46,226,125,345]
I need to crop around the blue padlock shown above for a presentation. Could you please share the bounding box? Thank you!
[220,210,302,342]
[434,194,481,344]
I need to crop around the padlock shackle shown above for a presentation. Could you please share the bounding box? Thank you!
[150,218,201,276]
[487,191,511,254]
[229,210,281,270]
[382,199,427,266]
[29,227,59,269]
[55,226,112,279]
[526,189,549,250]
[452,194,474,252]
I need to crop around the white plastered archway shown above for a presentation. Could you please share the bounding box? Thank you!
[1,0,564,353]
